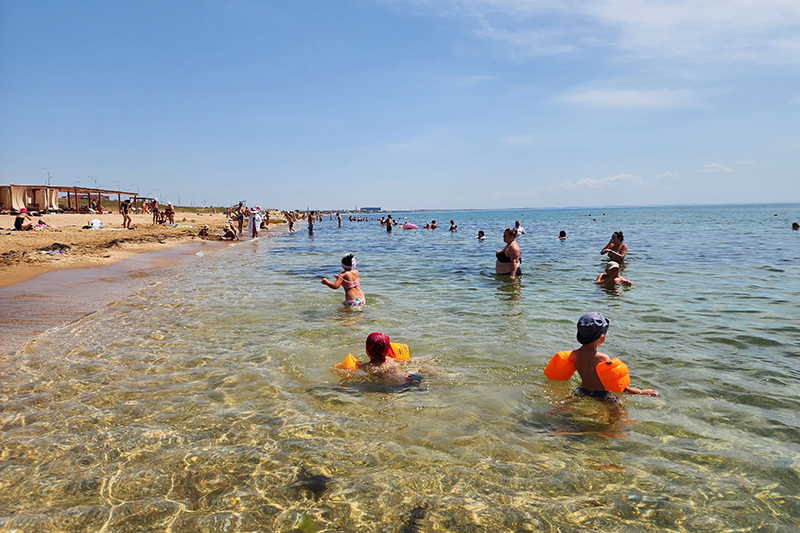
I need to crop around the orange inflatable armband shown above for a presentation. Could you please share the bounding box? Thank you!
[335,353,360,376]
[389,342,410,360]
[543,351,576,381]
[596,358,630,392]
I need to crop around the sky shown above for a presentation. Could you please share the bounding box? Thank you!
[1,0,799,211]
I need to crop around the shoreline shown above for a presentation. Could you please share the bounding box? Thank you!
[0,212,287,357]
[0,211,231,289]
[0,239,229,358]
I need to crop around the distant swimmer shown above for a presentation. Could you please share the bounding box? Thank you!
[595,261,632,286]
[543,312,658,400]
[601,231,627,262]
[476,230,485,241]
[514,220,526,235]
[496,227,521,279]
[558,230,567,240]
[430,220,437,229]
[449,219,457,231]
[321,253,365,307]
[793,222,799,231]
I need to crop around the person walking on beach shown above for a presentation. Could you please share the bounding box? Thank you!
[234,202,246,236]
[120,199,132,229]
[151,198,160,225]
[250,207,262,238]
[601,231,627,262]
[321,253,365,307]
[496,227,521,279]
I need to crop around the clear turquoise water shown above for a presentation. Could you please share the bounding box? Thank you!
[1,204,799,532]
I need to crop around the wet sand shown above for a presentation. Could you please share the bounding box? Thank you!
[0,240,227,357]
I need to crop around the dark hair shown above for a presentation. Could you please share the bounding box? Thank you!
[342,254,354,268]
[559,230,566,237]
[613,231,624,242]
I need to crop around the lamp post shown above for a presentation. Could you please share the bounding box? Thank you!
[88,176,98,188]
[111,180,120,191]
[40,167,51,186]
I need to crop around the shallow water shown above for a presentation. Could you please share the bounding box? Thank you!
[2,204,799,532]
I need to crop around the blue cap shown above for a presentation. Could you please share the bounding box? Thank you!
[577,312,609,345]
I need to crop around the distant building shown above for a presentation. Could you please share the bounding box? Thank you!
[360,207,381,213]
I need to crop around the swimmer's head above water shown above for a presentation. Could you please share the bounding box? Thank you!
[366,332,391,363]
[341,253,356,271]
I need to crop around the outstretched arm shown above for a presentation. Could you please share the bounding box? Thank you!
[625,385,658,396]
[321,274,343,289]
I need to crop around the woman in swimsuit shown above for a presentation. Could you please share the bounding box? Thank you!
[321,253,366,307]
[601,231,627,262]
[496,227,521,278]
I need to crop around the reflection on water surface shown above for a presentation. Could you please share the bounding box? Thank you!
[1,205,799,531]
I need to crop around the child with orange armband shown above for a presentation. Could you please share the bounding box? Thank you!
[335,332,423,386]
[544,312,658,400]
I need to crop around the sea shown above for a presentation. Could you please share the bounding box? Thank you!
[1,204,799,532]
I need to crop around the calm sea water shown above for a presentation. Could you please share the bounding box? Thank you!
[1,204,799,532]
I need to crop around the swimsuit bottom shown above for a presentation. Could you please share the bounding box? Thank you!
[575,386,619,403]
[344,298,366,307]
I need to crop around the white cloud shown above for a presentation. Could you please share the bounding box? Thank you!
[545,173,643,191]
[654,171,679,179]
[700,162,734,172]
[736,160,755,165]
[558,89,692,109]
[386,0,800,63]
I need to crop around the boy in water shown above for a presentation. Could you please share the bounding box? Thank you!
[571,312,658,399]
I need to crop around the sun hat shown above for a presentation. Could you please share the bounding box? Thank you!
[366,332,390,362]
[577,312,609,345]
[606,261,620,270]
[20,208,27,213]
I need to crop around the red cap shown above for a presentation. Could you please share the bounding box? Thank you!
[366,332,390,362]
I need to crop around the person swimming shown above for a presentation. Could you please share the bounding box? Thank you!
[357,332,423,385]
[321,253,366,307]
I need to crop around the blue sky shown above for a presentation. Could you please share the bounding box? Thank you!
[1,0,798,210]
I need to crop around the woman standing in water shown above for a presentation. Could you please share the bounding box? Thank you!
[321,253,366,307]
[601,231,627,262]
[496,227,521,279]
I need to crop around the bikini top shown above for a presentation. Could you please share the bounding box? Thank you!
[496,245,521,264]
[342,279,360,289]
[496,245,513,263]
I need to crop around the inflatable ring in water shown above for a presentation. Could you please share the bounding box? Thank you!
[402,223,418,230]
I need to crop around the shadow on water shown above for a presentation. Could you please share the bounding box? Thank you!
[518,388,632,440]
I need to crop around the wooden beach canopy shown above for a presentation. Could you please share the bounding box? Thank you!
[0,184,138,213]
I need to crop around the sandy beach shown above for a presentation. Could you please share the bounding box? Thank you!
[0,210,269,288]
